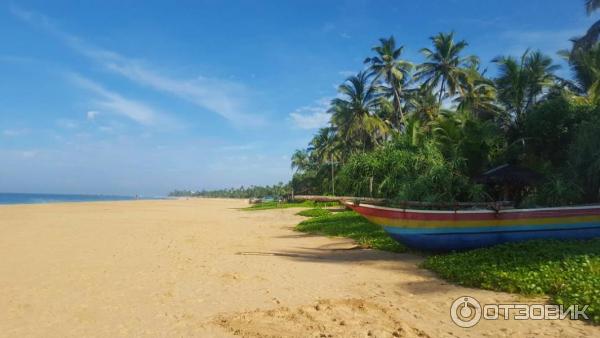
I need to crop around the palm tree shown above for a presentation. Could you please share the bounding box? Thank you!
[586,0,600,15]
[493,50,558,122]
[405,85,440,123]
[308,127,339,164]
[290,149,310,173]
[364,36,413,128]
[308,127,340,195]
[330,71,388,153]
[416,32,473,105]
[566,43,600,103]
[525,51,560,105]
[454,61,499,119]
[571,0,600,52]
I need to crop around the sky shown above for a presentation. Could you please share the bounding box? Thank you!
[0,0,596,196]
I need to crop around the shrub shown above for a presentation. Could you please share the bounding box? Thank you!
[569,120,600,203]
[337,140,484,203]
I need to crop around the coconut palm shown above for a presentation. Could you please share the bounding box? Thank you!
[290,149,310,173]
[416,32,474,105]
[565,43,600,103]
[405,85,440,123]
[364,36,413,128]
[570,1,600,52]
[454,60,499,119]
[307,126,341,195]
[586,0,600,15]
[330,71,388,153]
[308,127,339,164]
[493,50,558,122]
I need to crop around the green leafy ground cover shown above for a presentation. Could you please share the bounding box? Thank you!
[423,239,600,323]
[295,211,406,253]
[296,208,332,217]
[245,200,339,210]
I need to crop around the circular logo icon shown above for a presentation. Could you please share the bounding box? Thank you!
[450,296,482,328]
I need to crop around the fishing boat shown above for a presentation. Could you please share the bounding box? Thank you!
[345,201,600,251]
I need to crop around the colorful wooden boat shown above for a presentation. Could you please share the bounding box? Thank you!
[346,202,600,251]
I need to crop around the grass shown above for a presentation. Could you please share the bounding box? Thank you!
[296,208,332,217]
[295,211,406,253]
[423,239,600,323]
[245,200,339,211]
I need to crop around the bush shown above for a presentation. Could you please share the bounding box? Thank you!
[519,95,595,166]
[337,140,484,203]
[527,175,584,207]
[569,120,600,203]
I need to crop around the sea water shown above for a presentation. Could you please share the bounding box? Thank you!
[0,192,141,205]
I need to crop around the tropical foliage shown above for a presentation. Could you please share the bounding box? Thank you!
[291,9,600,206]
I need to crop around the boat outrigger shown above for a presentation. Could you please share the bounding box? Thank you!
[345,201,600,251]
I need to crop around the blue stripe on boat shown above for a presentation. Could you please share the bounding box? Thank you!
[385,227,600,251]
[383,222,600,234]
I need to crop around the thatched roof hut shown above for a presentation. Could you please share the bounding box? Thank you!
[475,164,542,205]
[475,164,542,187]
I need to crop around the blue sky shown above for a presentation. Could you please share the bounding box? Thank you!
[0,1,595,195]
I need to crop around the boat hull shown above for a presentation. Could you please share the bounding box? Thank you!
[347,202,600,251]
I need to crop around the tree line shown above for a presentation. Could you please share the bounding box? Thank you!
[290,1,600,207]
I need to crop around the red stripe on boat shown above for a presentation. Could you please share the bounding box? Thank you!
[350,204,600,221]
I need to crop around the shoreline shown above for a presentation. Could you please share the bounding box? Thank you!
[0,193,169,207]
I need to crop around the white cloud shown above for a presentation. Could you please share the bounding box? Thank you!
[338,70,355,78]
[98,126,114,133]
[101,60,264,126]
[56,119,78,129]
[12,6,264,128]
[2,128,28,137]
[289,97,332,130]
[21,150,38,158]
[86,110,100,120]
[217,143,259,152]
[498,28,585,57]
[69,74,174,127]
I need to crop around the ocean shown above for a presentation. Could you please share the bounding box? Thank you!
[0,192,146,205]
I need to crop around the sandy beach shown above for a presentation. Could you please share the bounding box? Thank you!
[0,198,597,337]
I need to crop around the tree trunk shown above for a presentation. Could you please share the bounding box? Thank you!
[394,86,404,131]
[330,154,335,196]
[438,78,446,106]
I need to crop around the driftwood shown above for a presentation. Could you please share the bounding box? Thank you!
[293,195,513,211]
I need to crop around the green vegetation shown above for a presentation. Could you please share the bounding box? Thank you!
[423,239,600,323]
[169,182,291,199]
[295,211,406,252]
[245,200,338,211]
[296,208,332,217]
[289,4,600,207]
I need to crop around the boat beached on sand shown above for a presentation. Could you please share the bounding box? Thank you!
[346,201,600,251]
